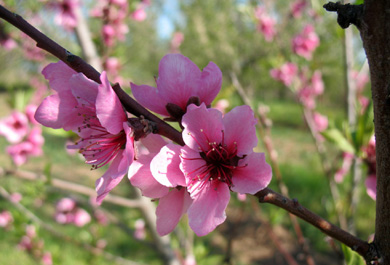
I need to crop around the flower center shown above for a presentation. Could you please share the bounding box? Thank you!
[71,103,127,170]
[184,129,246,192]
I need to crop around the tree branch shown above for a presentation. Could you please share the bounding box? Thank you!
[255,188,377,262]
[0,4,184,146]
[323,2,364,29]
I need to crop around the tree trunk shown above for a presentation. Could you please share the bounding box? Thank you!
[359,1,390,263]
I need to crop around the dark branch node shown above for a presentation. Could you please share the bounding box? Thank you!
[323,2,364,29]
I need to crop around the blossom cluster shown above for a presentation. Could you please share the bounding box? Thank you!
[35,54,272,236]
[18,225,53,265]
[54,198,91,227]
[0,105,44,166]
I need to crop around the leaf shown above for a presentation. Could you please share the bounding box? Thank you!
[322,128,355,153]
[341,244,366,265]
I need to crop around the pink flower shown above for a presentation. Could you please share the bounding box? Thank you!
[10,192,22,203]
[179,104,272,235]
[365,174,376,200]
[35,61,134,204]
[291,0,307,18]
[237,193,247,201]
[334,152,354,183]
[151,104,272,236]
[25,105,39,125]
[0,111,29,143]
[184,254,197,265]
[170,31,185,53]
[270,62,298,87]
[128,135,192,236]
[51,0,79,31]
[254,7,276,42]
[351,70,370,91]
[0,210,13,227]
[134,219,146,240]
[131,7,147,21]
[56,198,76,212]
[41,252,53,265]
[292,24,320,60]
[131,54,222,119]
[214,99,229,114]
[313,112,328,132]
[297,70,324,109]
[73,208,91,227]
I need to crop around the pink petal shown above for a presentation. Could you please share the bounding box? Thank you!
[182,104,223,151]
[42,61,77,92]
[231,152,272,194]
[128,153,170,198]
[365,175,376,200]
[180,146,208,190]
[139,134,167,154]
[157,54,201,110]
[131,83,169,116]
[223,105,257,156]
[95,125,134,204]
[69,73,98,104]
[156,188,193,236]
[34,91,80,131]
[197,61,222,105]
[151,144,186,187]
[188,181,230,236]
[96,72,127,135]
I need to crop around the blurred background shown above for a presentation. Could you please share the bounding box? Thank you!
[0,0,374,264]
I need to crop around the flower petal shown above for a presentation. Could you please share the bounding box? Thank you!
[128,153,170,198]
[42,61,77,92]
[156,188,193,236]
[180,145,208,194]
[157,54,201,110]
[69,73,99,104]
[223,105,258,156]
[131,83,170,116]
[34,91,81,131]
[231,152,272,194]
[95,124,134,204]
[151,144,186,187]
[182,104,223,151]
[188,181,230,236]
[197,61,222,105]
[96,72,127,135]
[139,134,168,154]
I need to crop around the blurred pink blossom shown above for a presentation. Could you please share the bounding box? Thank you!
[41,252,53,265]
[0,210,13,227]
[270,62,298,87]
[170,31,184,53]
[10,192,22,203]
[351,70,370,91]
[237,193,247,201]
[365,174,376,200]
[73,208,91,227]
[254,7,276,42]
[184,254,197,265]
[94,209,109,225]
[25,105,39,125]
[56,198,76,212]
[50,0,79,31]
[131,7,147,21]
[292,24,320,60]
[134,219,146,240]
[0,111,29,144]
[297,70,324,109]
[334,152,354,183]
[290,0,307,18]
[6,127,44,166]
[0,36,17,50]
[214,99,229,114]
[313,112,328,132]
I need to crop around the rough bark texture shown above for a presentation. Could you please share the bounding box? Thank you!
[359,1,390,263]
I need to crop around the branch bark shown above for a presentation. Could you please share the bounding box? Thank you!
[325,1,390,263]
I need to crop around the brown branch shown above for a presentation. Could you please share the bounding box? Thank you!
[0,4,184,146]
[255,188,376,262]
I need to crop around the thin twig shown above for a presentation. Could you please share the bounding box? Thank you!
[255,188,370,259]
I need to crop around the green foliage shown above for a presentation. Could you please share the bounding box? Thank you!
[341,244,366,265]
